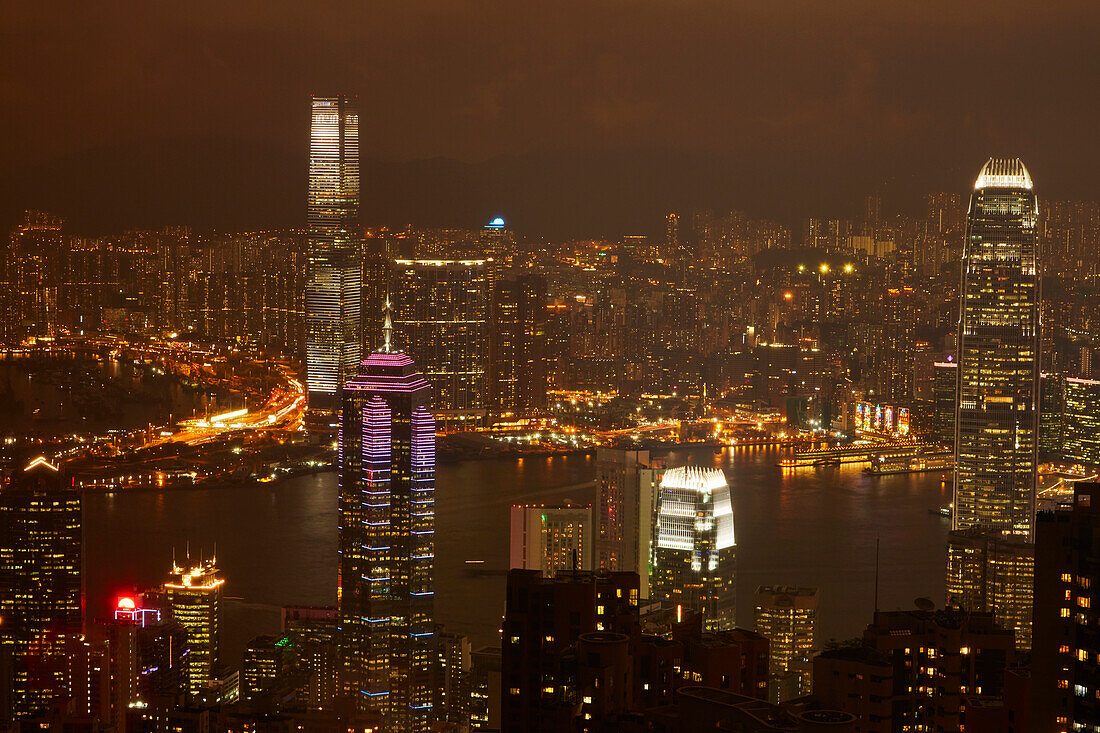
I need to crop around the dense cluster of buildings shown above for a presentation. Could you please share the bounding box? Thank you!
[5,90,1100,733]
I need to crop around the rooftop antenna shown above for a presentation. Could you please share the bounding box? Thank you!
[381,296,394,353]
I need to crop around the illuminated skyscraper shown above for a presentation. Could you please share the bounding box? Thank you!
[1062,377,1100,465]
[650,466,736,631]
[339,342,435,731]
[949,157,1040,650]
[753,586,818,702]
[163,556,224,696]
[389,258,489,425]
[0,456,82,719]
[490,272,548,418]
[953,157,1040,538]
[509,504,592,577]
[305,95,361,418]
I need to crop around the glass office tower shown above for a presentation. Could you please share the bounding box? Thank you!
[0,457,82,718]
[305,95,361,417]
[650,466,736,631]
[163,558,224,696]
[339,347,436,731]
[948,157,1039,651]
[953,157,1040,539]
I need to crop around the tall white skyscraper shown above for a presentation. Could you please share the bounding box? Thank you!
[305,95,361,418]
[651,465,736,631]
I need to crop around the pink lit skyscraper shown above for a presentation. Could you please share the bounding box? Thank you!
[338,328,436,732]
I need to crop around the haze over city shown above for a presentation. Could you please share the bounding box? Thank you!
[3,3,1100,733]
[5,1,1100,235]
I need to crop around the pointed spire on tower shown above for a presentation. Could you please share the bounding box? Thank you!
[381,296,394,353]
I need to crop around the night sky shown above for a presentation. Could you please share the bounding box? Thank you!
[3,1,1099,237]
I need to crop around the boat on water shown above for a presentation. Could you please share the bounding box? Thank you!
[929,504,952,517]
[864,450,953,475]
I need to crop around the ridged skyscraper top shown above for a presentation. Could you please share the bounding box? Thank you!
[659,465,728,493]
[974,157,1033,190]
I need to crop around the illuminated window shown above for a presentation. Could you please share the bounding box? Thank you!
[1061,608,1072,618]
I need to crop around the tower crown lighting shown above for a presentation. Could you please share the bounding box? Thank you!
[974,157,1033,190]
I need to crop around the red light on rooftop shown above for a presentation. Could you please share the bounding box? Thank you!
[117,597,136,610]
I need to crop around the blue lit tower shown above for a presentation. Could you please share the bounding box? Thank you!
[338,316,436,731]
[306,95,361,419]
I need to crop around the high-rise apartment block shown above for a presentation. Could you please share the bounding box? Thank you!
[753,586,818,702]
[389,259,489,425]
[1062,377,1100,466]
[814,608,1016,733]
[338,348,436,730]
[0,456,82,720]
[500,569,640,733]
[281,606,339,710]
[163,557,224,696]
[509,504,592,577]
[1033,483,1100,732]
[305,95,361,417]
[490,272,548,418]
[651,466,736,631]
[241,635,291,703]
[932,360,958,448]
[594,449,662,597]
[946,527,1035,651]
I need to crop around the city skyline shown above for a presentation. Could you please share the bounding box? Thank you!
[6,3,1100,729]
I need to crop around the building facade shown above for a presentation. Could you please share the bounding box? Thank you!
[753,586,818,702]
[594,448,663,598]
[305,95,361,417]
[651,466,736,631]
[509,504,592,577]
[500,569,639,733]
[0,456,82,720]
[490,272,548,418]
[1063,377,1100,466]
[338,349,436,731]
[814,608,1016,733]
[950,158,1040,653]
[1033,483,1100,732]
[163,557,224,696]
[389,259,489,425]
[953,158,1041,537]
